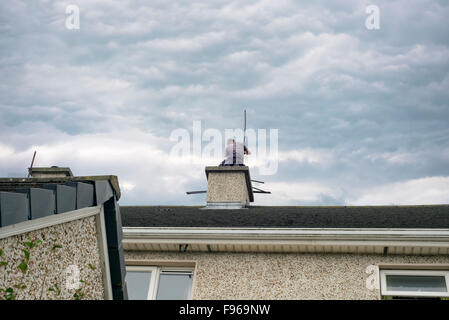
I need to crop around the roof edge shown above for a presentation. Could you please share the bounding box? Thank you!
[123,226,449,243]
[0,175,121,200]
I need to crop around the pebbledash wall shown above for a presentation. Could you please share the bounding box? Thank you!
[0,215,105,300]
[125,251,449,300]
[206,172,249,204]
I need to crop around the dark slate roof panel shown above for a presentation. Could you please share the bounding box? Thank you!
[29,188,55,219]
[104,197,123,248]
[55,185,77,214]
[0,192,30,227]
[74,182,94,209]
[0,175,121,200]
[120,205,449,229]
[95,180,114,206]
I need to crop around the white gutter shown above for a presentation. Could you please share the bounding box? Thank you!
[123,227,449,247]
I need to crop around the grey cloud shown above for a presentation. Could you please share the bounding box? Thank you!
[1,0,448,205]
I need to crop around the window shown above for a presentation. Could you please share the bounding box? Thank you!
[126,266,194,300]
[380,269,449,299]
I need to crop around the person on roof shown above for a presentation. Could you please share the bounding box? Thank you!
[220,138,251,166]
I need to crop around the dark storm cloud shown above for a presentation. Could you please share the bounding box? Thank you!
[1,0,448,205]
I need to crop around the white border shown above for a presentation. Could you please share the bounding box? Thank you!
[0,206,101,239]
[96,206,113,300]
[380,269,449,298]
[122,227,449,254]
[123,227,449,242]
[125,266,194,300]
[126,266,158,300]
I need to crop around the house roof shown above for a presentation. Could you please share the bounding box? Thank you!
[120,205,449,229]
[0,175,121,200]
[0,176,127,300]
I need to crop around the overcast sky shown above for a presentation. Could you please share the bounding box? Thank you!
[1,0,449,206]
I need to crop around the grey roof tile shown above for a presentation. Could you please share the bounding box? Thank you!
[120,205,449,229]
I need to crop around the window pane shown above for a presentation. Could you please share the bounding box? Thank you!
[156,273,193,300]
[126,271,152,300]
[386,275,447,292]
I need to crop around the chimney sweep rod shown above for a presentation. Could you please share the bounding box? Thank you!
[27,150,37,178]
[252,186,271,194]
[243,109,247,147]
[186,190,207,195]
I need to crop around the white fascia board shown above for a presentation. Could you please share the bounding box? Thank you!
[122,227,449,247]
[0,206,102,239]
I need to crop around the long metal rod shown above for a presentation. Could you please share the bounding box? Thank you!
[243,109,246,147]
[186,191,207,195]
[252,186,271,194]
[27,150,36,178]
[251,179,264,184]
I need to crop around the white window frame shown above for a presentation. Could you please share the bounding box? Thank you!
[380,269,449,298]
[126,266,194,300]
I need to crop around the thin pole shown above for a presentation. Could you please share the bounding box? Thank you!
[186,190,207,195]
[27,150,36,177]
[243,109,247,146]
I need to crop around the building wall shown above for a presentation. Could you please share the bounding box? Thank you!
[125,251,449,300]
[206,172,249,204]
[0,216,105,300]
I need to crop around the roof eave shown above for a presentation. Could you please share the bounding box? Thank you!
[122,227,449,254]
